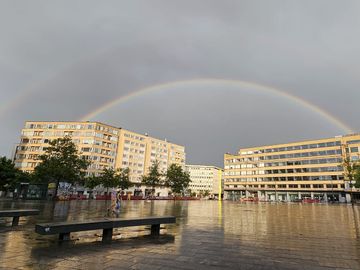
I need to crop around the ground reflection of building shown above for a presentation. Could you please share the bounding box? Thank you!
[220,202,360,266]
[175,201,225,257]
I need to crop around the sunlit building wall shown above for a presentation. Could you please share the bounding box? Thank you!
[115,128,185,196]
[185,165,223,198]
[15,121,119,175]
[224,134,360,202]
[15,121,186,195]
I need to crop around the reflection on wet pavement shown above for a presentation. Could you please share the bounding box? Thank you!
[0,200,359,269]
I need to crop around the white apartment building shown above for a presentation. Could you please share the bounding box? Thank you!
[185,165,223,198]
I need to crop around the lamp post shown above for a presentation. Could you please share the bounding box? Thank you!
[274,178,277,202]
[342,143,352,204]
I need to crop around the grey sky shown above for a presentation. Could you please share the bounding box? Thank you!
[0,0,359,166]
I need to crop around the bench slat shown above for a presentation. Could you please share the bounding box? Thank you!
[110,216,176,227]
[35,216,176,235]
[0,209,39,217]
[35,220,113,234]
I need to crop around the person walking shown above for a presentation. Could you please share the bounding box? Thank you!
[107,189,117,217]
[114,189,122,217]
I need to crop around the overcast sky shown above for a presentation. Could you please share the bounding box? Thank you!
[1,0,359,167]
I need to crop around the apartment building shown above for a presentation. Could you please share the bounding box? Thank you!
[224,134,360,203]
[14,121,185,195]
[185,165,223,198]
[115,128,185,195]
[15,122,119,175]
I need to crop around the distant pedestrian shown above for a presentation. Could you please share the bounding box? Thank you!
[114,189,122,217]
[107,189,117,217]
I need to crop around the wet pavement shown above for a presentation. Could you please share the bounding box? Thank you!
[0,200,360,270]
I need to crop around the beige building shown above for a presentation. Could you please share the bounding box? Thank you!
[15,122,120,175]
[185,165,223,198]
[14,121,185,195]
[224,134,360,203]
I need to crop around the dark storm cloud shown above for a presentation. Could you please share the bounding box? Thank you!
[0,0,359,166]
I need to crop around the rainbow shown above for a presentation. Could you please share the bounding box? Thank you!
[79,78,353,134]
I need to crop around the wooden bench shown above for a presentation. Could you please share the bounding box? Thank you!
[0,209,40,226]
[35,216,176,242]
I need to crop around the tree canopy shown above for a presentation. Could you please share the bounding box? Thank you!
[141,161,163,190]
[0,156,25,192]
[34,136,90,197]
[117,167,132,190]
[165,164,191,195]
[85,167,133,191]
[84,173,101,190]
[343,158,360,188]
[355,167,360,188]
[98,168,120,191]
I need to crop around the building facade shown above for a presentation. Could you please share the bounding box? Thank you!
[224,134,360,203]
[14,121,186,195]
[185,165,223,198]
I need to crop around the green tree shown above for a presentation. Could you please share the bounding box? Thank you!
[142,161,162,196]
[86,168,132,188]
[165,164,191,196]
[343,158,360,188]
[98,168,118,195]
[343,158,360,203]
[85,168,133,198]
[117,168,133,191]
[0,157,34,197]
[0,156,20,193]
[355,165,360,188]
[85,174,101,190]
[16,170,33,184]
[34,136,90,199]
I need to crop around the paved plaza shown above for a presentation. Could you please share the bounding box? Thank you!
[0,200,360,270]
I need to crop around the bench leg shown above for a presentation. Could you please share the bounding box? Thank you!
[151,224,160,236]
[59,233,71,241]
[102,228,113,243]
[12,216,20,226]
